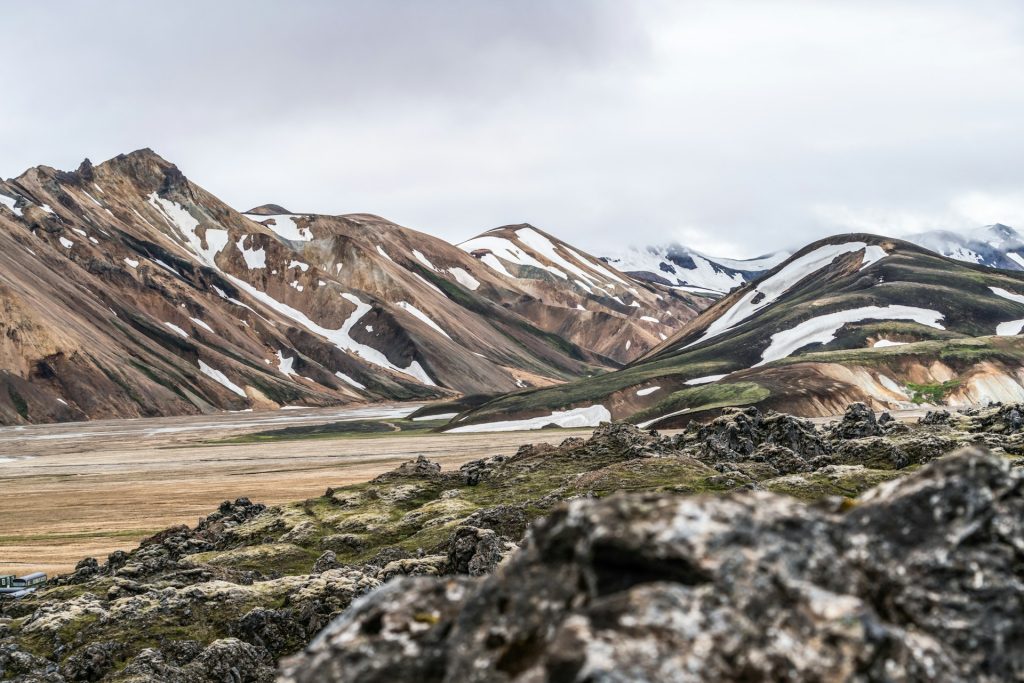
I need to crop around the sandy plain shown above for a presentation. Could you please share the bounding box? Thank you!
[0,404,595,576]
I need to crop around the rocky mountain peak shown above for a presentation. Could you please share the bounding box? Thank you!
[245,203,293,215]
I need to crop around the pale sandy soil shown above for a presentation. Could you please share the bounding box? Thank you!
[0,405,594,577]
[0,404,929,577]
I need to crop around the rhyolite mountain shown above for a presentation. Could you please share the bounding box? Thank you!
[0,149,704,425]
[450,234,1024,430]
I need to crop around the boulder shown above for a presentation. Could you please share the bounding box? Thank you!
[830,401,883,439]
[312,551,341,575]
[444,526,502,576]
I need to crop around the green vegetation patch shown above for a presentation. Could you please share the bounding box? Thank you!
[629,381,771,426]
[7,385,28,420]
[213,418,448,444]
[906,380,961,405]
[764,467,908,500]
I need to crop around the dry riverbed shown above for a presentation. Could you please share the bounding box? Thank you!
[0,404,595,576]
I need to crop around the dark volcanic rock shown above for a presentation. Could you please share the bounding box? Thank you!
[920,409,952,425]
[374,455,442,482]
[584,421,663,458]
[280,449,1024,682]
[280,578,475,683]
[830,401,883,439]
[312,551,341,574]
[444,526,502,576]
[683,405,829,466]
[966,403,1024,434]
[119,637,274,682]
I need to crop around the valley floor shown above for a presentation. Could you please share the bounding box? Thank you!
[0,405,596,576]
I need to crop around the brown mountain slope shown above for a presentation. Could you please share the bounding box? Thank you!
[0,150,705,424]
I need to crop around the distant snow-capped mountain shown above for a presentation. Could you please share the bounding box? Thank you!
[905,224,1024,270]
[607,223,1024,297]
[604,244,790,295]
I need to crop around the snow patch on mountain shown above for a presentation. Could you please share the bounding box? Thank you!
[989,286,1024,336]
[755,305,945,367]
[190,317,215,334]
[225,274,436,386]
[376,245,394,262]
[860,245,888,270]
[0,194,23,217]
[459,234,567,280]
[277,351,297,377]
[150,193,228,267]
[164,322,189,338]
[479,253,512,277]
[245,213,311,242]
[607,244,789,294]
[562,245,629,286]
[397,301,451,339]
[335,371,366,391]
[448,267,480,290]
[237,236,266,269]
[198,360,247,397]
[413,249,438,272]
[448,404,611,433]
[996,319,1024,336]
[690,242,887,348]
[907,224,1024,270]
[989,286,1024,305]
[685,374,728,385]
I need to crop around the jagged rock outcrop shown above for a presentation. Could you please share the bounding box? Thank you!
[829,401,884,439]
[280,450,1024,682]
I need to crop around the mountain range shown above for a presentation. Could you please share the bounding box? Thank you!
[5,148,1024,429]
[0,150,704,425]
[451,233,1024,430]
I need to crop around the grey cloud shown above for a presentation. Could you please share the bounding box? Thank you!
[4,1,1024,257]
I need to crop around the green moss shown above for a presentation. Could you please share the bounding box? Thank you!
[764,467,906,500]
[212,418,448,444]
[906,380,961,405]
[187,543,318,576]
[629,382,771,426]
[127,359,190,401]
[7,385,28,419]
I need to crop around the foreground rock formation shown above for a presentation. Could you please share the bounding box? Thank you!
[2,403,1023,681]
[280,450,1024,682]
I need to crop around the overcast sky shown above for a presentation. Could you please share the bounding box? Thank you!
[4,1,1024,257]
